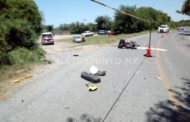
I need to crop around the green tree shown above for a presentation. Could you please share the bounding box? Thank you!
[69,22,88,34]
[178,0,190,16]
[59,24,70,31]
[0,0,43,65]
[136,7,171,29]
[86,23,96,32]
[46,25,54,32]
[113,6,138,33]
[95,16,112,30]
[113,6,171,33]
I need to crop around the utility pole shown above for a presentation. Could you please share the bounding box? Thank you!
[90,0,153,57]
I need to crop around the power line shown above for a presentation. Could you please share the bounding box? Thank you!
[90,0,151,24]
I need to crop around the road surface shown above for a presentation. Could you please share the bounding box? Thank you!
[0,31,190,122]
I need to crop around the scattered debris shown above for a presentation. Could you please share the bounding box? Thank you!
[81,66,106,91]
[86,84,97,91]
[90,65,106,76]
[64,107,70,109]
[95,71,106,76]
[73,54,79,56]
[90,65,98,74]
[118,39,138,49]
[156,76,161,80]
[81,72,101,83]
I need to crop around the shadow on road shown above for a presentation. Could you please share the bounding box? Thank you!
[178,33,190,36]
[185,44,190,48]
[66,114,101,122]
[146,78,190,122]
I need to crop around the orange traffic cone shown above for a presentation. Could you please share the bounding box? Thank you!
[144,47,152,57]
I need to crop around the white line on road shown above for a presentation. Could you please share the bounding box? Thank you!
[137,47,168,52]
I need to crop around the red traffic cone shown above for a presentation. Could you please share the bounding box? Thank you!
[144,47,152,57]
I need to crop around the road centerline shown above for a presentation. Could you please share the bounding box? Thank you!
[156,36,182,109]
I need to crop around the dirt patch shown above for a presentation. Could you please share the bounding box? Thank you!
[0,38,107,100]
[0,65,35,100]
[0,82,9,100]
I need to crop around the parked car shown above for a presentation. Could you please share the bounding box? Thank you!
[176,26,184,31]
[97,30,107,35]
[72,35,85,43]
[81,31,94,37]
[182,26,190,35]
[158,25,169,33]
[41,32,54,45]
[107,30,116,35]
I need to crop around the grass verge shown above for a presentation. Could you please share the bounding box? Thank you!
[61,31,149,46]
[0,47,46,100]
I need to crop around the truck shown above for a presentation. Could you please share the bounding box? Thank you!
[81,31,94,37]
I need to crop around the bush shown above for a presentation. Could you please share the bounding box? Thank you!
[0,0,43,65]
[9,47,45,65]
[6,19,36,49]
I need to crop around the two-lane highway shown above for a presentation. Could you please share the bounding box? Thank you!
[0,31,189,122]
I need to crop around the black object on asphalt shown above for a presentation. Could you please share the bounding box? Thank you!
[73,54,79,56]
[95,71,106,76]
[81,72,101,83]
[118,39,137,49]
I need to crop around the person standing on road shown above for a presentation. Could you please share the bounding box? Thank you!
[81,34,85,42]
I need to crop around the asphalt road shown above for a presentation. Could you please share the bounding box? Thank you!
[0,31,190,122]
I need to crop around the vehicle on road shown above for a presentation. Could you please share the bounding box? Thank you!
[158,25,169,33]
[72,35,85,43]
[181,26,190,35]
[177,26,184,31]
[81,31,94,37]
[107,30,116,35]
[118,39,138,49]
[41,32,54,45]
[97,30,107,35]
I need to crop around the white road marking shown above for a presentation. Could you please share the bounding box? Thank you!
[137,47,168,52]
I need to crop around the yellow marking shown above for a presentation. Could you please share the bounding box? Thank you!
[156,38,181,108]
[11,73,32,83]
[24,73,32,79]
[11,79,21,83]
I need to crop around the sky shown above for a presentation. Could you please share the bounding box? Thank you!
[35,0,190,27]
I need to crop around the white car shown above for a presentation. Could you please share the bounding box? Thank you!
[81,31,94,37]
[72,35,85,43]
[158,25,169,33]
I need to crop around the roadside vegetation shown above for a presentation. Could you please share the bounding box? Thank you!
[0,0,43,68]
[0,0,44,98]
[85,31,149,45]
[62,31,149,46]
[177,0,190,16]
[53,5,189,35]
